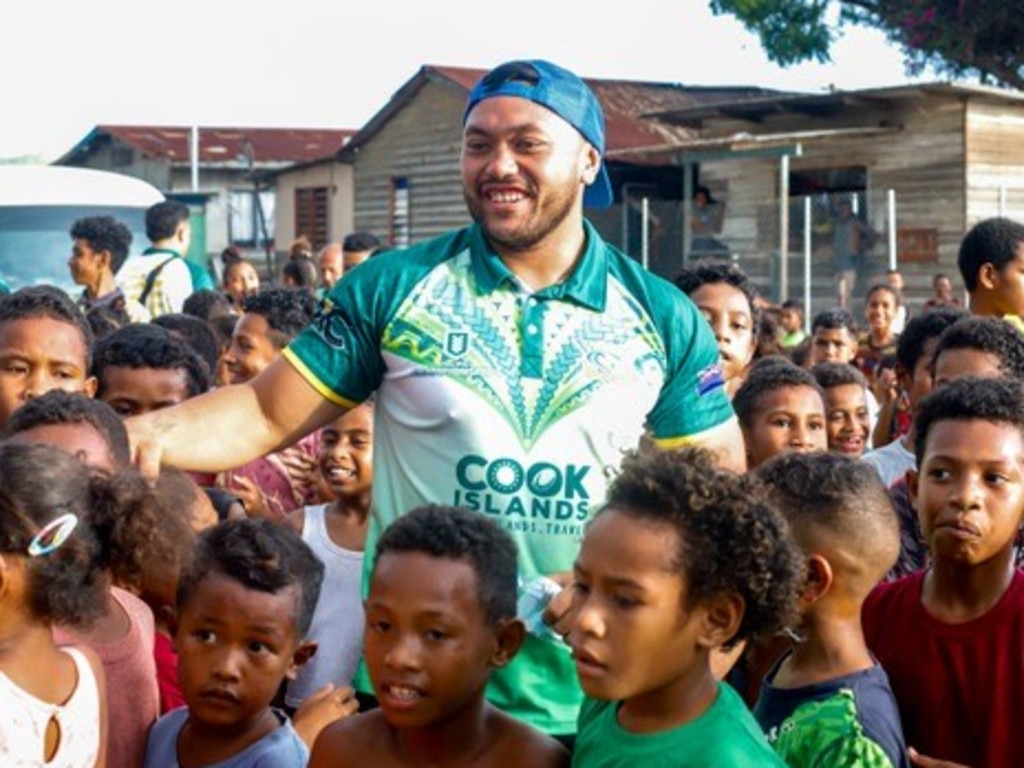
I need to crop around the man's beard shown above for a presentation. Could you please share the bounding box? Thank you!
[464,182,578,254]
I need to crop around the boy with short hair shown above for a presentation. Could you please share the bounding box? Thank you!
[568,446,801,766]
[809,308,859,366]
[956,216,1024,324]
[733,357,827,469]
[810,362,871,457]
[674,260,760,398]
[118,199,195,317]
[92,322,211,417]
[930,313,1024,387]
[69,214,150,322]
[144,517,323,767]
[308,504,569,768]
[754,452,909,768]
[863,376,1024,765]
[219,287,321,520]
[0,284,97,427]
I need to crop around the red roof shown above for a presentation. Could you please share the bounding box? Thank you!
[344,65,775,163]
[94,125,355,164]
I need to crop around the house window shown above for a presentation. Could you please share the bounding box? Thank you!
[229,189,275,247]
[390,177,410,248]
[294,187,329,251]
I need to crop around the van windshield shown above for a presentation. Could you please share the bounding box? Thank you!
[0,205,149,294]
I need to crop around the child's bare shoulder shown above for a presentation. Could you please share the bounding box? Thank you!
[486,708,570,768]
[308,710,392,768]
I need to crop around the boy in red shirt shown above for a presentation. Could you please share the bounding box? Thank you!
[863,376,1024,766]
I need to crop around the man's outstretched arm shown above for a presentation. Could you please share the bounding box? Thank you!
[126,356,347,476]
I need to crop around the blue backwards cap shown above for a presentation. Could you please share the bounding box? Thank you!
[464,60,613,209]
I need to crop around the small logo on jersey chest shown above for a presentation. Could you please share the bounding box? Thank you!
[446,331,469,358]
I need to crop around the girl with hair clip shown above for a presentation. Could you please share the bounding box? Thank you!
[0,441,111,767]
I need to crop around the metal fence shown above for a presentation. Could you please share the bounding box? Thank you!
[609,188,899,317]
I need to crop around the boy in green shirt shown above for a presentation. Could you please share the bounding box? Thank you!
[567,447,802,766]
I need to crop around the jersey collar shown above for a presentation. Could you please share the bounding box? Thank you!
[469,220,607,311]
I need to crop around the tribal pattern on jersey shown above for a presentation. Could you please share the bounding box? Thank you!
[380,250,666,450]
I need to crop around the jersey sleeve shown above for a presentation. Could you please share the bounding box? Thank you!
[645,286,734,441]
[283,261,393,408]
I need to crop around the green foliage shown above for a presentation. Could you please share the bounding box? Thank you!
[710,0,1024,91]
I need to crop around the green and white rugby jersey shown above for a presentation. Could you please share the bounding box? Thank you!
[284,221,733,734]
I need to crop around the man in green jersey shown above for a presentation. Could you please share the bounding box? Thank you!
[127,59,744,736]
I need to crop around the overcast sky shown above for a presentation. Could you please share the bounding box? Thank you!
[4,0,930,162]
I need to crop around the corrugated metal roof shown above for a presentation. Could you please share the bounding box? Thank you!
[341,64,783,162]
[652,81,1024,126]
[90,125,356,165]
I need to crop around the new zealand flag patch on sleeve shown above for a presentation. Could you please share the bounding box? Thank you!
[695,362,726,396]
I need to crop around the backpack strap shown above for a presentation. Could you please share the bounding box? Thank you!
[138,256,179,307]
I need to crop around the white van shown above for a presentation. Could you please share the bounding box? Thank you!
[0,165,164,294]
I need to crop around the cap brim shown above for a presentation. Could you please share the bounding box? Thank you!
[583,165,613,209]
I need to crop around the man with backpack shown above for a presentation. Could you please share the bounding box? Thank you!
[117,200,196,317]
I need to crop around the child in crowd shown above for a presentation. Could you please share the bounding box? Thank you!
[309,504,569,768]
[0,441,111,768]
[92,322,211,417]
[282,257,319,296]
[183,288,236,324]
[2,391,164,768]
[864,377,1024,765]
[956,216,1024,325]
[285,402,374,711]
[568,447,801,766]
[674,260,759,398]
[219,288,322,520]
[930,314,1024,387]
[68,214,149,322]
[808,308,860,367]
[810,362,871,457]
[89,322,241,518]
[753,452,909,768]
[855,283,901,384]
[152,312,223,381]
[144,518,322,767]
[862,308,967,488]
[733,357,827,469]
[870,353,906,449]
[0,284,97,427]
[222,257,261,309]
[137,469,203,714]
[779,299,807,351]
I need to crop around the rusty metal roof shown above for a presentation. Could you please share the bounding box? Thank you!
[339,64,780,163]
[61,125,356,167]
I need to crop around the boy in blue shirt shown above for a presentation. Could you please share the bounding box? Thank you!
[144,518,322,767]
[754,452,909,767]
[567,447,802,766]
[308,505,568,767]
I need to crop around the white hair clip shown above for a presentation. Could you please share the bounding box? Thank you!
[27,513,79,557]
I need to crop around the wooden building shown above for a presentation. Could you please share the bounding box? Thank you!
[643,83,1024,312]
[330,64,772,258]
